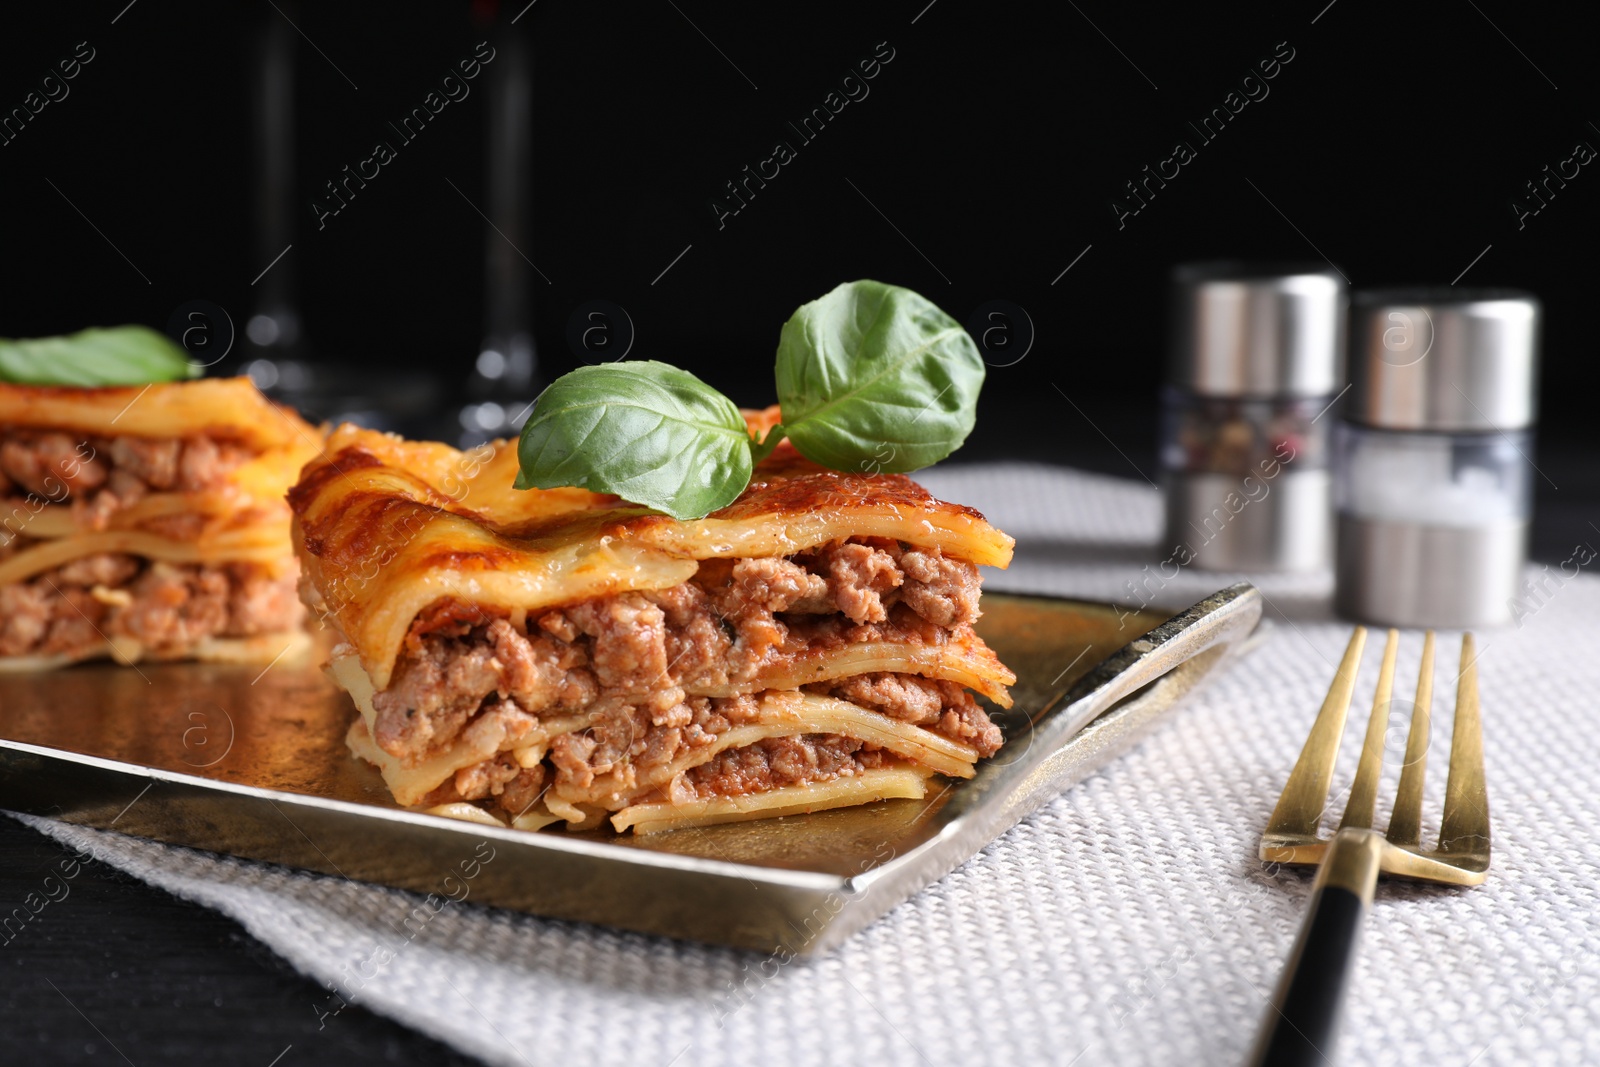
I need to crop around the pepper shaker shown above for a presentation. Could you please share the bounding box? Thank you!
[1162,263,1346,571]
[1334,289,1540,628]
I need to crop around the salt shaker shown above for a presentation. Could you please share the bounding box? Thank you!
[1162,263,1346,571]
[1335,289,1541,628]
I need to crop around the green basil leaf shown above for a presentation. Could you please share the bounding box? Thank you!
[514,361,754,520]
[774,280,985,474]
[0,326,201,387]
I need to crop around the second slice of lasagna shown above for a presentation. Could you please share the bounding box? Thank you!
[290,415,1015,834]
[1,378,319,669]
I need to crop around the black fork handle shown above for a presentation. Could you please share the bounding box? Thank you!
[1247,828,1385,1067]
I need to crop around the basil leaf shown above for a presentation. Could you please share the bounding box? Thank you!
[774,280,984,474]
[515,361,754,520]
[0,326,201,387]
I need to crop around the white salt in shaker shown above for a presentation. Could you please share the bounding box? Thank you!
[1335,289,1541,627]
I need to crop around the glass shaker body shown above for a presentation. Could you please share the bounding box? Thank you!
[1160,389,1334,570]
[1162,263,1345,572]
[1334,288,1540,628]
[1334,423,1532,626]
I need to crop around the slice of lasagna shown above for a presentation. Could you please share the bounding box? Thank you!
[0,378,320,669]
[289,414,1016,834]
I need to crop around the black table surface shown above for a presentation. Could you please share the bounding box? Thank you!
[4,425,1596,1066]
[0,816,481,1067]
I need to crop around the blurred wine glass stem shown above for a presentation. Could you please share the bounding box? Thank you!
[247,2,301,368]
[460,18,535,445]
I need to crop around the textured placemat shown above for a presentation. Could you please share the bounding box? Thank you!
[12,464,1600,1066]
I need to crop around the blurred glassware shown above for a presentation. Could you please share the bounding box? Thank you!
[1162,262,1346,572]
[231,5,444,438]
[243,358,439,438]
[453,15,537,448]
[1335,289,1541,628]
[242,2,304,371]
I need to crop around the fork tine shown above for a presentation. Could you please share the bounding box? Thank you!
[1439,633,1491,857]
[1265,627,1367,840]
[1387,630,1435,846]
[1340,629,1399,830]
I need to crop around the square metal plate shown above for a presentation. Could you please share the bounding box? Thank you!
[0,584,1262,954]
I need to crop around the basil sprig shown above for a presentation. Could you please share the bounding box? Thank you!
[0,326,201,387]
[516,281,985,520]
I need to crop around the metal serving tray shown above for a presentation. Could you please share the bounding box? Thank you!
[0,584,1263,955]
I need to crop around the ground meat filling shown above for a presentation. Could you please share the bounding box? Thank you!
[0,553,302,659]
[0,430,254,532]
[425,717,899,818]
[367,538,1002,815]
[674,734,893,802]
[541,693,764,796]
[813,672,1004,756]
[375,617,597,758]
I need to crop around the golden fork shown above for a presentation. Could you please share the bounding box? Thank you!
[1247,627,1490,1067]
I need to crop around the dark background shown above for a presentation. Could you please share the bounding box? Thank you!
[2,1,1597,1063]
[4,2,1599,433]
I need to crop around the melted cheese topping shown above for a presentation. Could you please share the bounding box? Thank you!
[0,377,318,451]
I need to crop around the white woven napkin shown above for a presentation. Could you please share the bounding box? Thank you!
[13,463,1600,1066]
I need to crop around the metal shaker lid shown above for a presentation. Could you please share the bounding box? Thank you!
[1347,289,1540,431]
[1167,262,1346,398]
